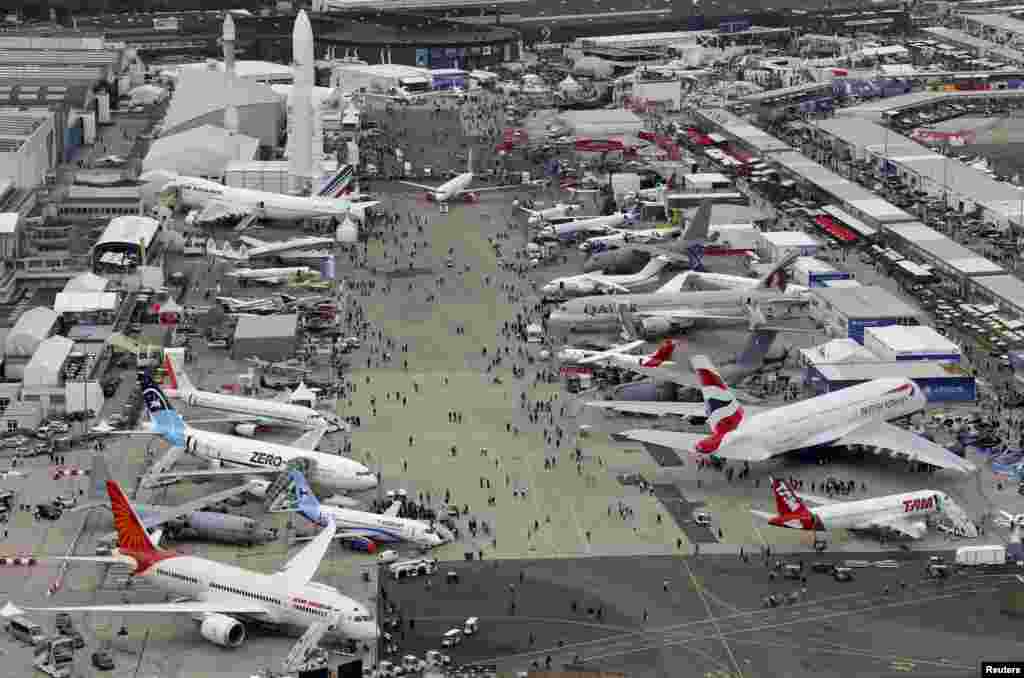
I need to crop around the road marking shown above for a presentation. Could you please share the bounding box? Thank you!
[891,658,916,672]
[681,557,746,678]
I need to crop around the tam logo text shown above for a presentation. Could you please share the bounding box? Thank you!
[903,497,934,513]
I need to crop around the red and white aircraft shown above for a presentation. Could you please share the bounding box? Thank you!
[399,150,528,203]
[751,477,974,539]
[613,355,976,473]
[557,339,675,369]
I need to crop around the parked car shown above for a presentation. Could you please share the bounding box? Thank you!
[92,648,115,670]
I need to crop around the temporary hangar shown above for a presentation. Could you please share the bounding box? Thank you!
[162,68,283,146]
[558,109,643,138]
[231,313,298,363]
[143,125,259,179]
[5,307,58,358]
[53,292,119,315]
[127,84,168,106]
[63,272,109,294]
[24,335,74,388]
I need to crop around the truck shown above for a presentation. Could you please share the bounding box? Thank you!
[791,256,853,288]
[956,545,1006,566]
[389,557,438,580]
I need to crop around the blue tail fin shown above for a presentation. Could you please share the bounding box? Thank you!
[140,372,186,447]
[317,165,354,198]
[267,469,326,526]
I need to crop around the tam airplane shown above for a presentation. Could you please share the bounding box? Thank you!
[141,170,379,227]
[399,151,526,203]
[613,355,976,473]
[270,470,451,551]
[161,348,344,433]
[116,373,378,497]
[541,256,671,297]
[750,477,976,539]
[557,339,675,369]
[21,480,378,648]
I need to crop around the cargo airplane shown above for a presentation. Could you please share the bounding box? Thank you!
[270,470,451,551]
[612,355,976,473]
[541,256,671,297]
[21,480,378,648]
[161,348,345,434]
[751,477,976,539]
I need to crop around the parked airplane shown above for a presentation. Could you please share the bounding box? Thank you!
[215,296,283,314]
[226,266,313,284]
[521,202,584,225]
[398,151,525,203]
[239,235,336,260]
[612,355,976,473]
[750,477,975,539]
[162,348,345,433]
[672,269,807,294]
[23,480,378,648]
[77,455,277,548]
[558,339,675,369]
[118,373,377,496]
[539,211,634,241]
[141,170,378,228]
[541,256,671,297]
[580,226,680,252]
[269,470,450,551]
[549,251,805,334]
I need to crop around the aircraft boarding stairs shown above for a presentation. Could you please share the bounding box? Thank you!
[280,616,337,673]
[936,496,978,538]
[234,213,261,233]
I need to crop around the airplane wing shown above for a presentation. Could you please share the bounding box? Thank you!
[133,482,259,530]
[834,421,977,473]
[593,279,631,294]
[294,529,385,543]
[277,517,337,584]
[150,469,281,482]
[239,236,270,248]
[633,308,749,324]
[398,180,438,192]
[25,601,269,616]
[196,201,251,224]
[383,501,402,517]
[464,183,532,194]
[575,340,646,365]
[290,425,329,452]
[612,429,775,462]
[852,516,927,539]
[586,400,708,417]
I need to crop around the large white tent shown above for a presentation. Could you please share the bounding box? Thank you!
[5,307,57,358]
[54,292,119,314]
[24,336,74,388]
[143,125,259,179]
[63,272,109,294]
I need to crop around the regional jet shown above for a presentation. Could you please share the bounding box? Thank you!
[398,151,527,203]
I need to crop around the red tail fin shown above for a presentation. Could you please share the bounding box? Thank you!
[642,340,675,367]
[771,477,808,517]
[161,353,178,391]
[107,481,159,554]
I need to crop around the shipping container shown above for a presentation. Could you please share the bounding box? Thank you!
[955,545,1005,566]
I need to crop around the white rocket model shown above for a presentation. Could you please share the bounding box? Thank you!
[289,10,315,196]
[222,13,239,135]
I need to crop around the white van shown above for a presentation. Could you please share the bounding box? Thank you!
[441,628,462,647]
[463,617,479,635]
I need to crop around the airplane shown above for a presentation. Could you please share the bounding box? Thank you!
[268,470,451,551]
[611,354,977,473]
[579,226,681,252]
[541,256,671,298]
[538,211,636,241]
[21,479,378,648]
[215,296,284,314]
[750,477,976,539]
[76,454,277,548]
[238,235,336,260]
[398,150,526,203]
[548,251,806,334]
[557,339,674,368]
[141,170,379,228]
[96,373,376,499]
[521,202,584,225]
[226,266,313,285]
[161,348,345,433]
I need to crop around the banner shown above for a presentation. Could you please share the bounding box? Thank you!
[415,49,429,67]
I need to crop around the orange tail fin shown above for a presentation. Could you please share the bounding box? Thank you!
[107,480,159,554]
[642,340,675,367]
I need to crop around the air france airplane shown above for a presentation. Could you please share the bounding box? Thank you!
[21,480,378,648]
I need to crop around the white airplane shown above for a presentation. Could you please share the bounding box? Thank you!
[141,170,379,227]
[751,477,976,539]
[520,203,584,225]
[215,296,283,314]
[672,269,807,294]
[270,470,451,550]
[226,266,313,284]
[22,479,378,648]
[541,256,672,297]
[612,355,976,473]
[540,212,634,240]
[557,338,673,366]
[160,348,343,433]
[103,373,376,497]
[238,235,336,260]
[398,150,525,203]
[579,226,681,252]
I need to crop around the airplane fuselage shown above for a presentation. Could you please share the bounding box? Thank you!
[176,177,370,222]
[173,388,334,431]
[136,554,377,640]
[181,426,377,494]
[809,489,946,532]
[432,173,473,202]
[320,506,443,548]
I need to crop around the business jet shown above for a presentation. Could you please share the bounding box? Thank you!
[99,373,377,497]
[549,252,805,334]
[539,211,635,241]
[557,339,674,367]
[226,266,314,285]
[270,470,450,551]
[141,170,378,228]
[750,477,976,539]
[161,348,344,433]
[398,151,525,203]
[22,480,378,648]
[580,226,680,252]
[541,256,671,298]
[520,203,584,225]
[612,354,976,473]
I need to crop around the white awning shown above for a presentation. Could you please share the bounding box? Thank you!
[54,292,118,314]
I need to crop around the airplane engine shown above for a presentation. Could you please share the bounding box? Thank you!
[344,536,377,553]
[323,494,362,508]
[209,459,222,469]
[234,423,259,437]
[639,317,673,339]
[583,249,650,275]
[465,193,479,203]
[424,192,435,202]
[199,613,246,648]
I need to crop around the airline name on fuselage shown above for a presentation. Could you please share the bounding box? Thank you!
[291,596,334,611]
[182,183,224,197]
[858,393,912,418]
[903,496,934,513]
[250,452,285,467]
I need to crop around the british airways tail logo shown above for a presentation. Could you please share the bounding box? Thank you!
[142,384,171,414]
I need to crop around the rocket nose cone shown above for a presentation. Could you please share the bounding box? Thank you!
[293,9,312,38]
[223,13,235,40]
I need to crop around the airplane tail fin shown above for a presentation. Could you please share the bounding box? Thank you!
[756,251,798,291]
[770,477,813,523]
[681,199,712,242]
[91,453,111,501]
[642,340,675,367]
[636,256,669,280]
[736,329,779,372]
[657,272,691,294]
[616,303,637,342]
[161,348,195,393]
[316,164,355,198]
[140,371,187,447]
[265,468,327,527]
[691,355,743,454]
[107,480,161,555]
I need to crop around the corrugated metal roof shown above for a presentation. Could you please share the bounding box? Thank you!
[95,216,160,249]
[811,285,922,319]
[814,360,970,381]
[163,68,282,134]
[143,125,260,177]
